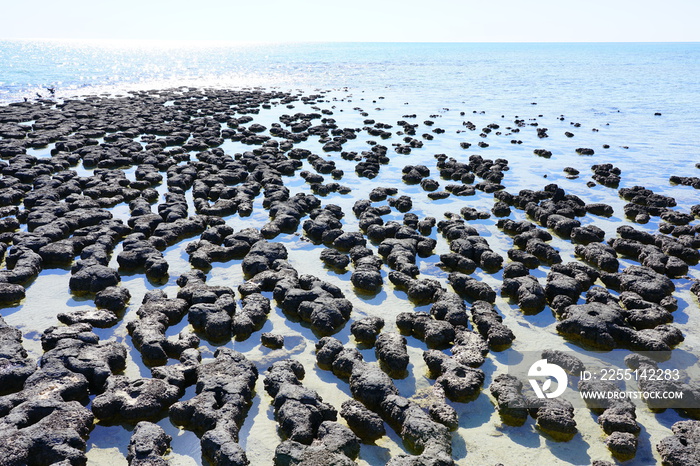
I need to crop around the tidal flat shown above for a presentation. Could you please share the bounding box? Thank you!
[1,86,699,465]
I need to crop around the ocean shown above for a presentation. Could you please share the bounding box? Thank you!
[1,40,700,465]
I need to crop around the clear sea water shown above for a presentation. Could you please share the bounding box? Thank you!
[2,40,700,465]
[2,41,699,114]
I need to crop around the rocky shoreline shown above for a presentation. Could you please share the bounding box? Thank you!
[0,87,699,465]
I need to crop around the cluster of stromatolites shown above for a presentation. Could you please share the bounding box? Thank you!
[1,87,699,465]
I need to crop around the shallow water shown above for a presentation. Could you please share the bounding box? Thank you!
[2,42,700,465]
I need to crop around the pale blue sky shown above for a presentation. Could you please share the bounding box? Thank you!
[2,0,698,42]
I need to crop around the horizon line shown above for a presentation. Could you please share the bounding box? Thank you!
[1,38,699,45]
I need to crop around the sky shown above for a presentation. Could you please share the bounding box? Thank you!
[1,0,698,43]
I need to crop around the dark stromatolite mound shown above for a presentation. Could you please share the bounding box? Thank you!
[541,349,585,376]
[501,274,546,314]
[0,282,24,305]
[545,261,599,312]
[619,185,677,223]
[389,271,445,305]
[597,400,640,436]
[0,315,36,395]
[261,332,285,349]
[498,219,560,265]
[94,285,131,312]
[92,376,181,423]
[150,348,200,394]
[624,354,700,418]
[617,291,675,330]
[320,247,350,269]
[0,245,42,284]
[609,232,690,277]
[616,265,675,303]
[0,320,128,463]
[556,298,683,352]
[580,379,640,459]
[490,374,529,426]
[0,394,95,465]
[273,421,360,466]
[349,245,383,293]
[262,191,321,239]
[527,397,577,441]
[575,242,619,273]
[525,237,562,264]
[340,399,386,441]
[586,202,614,217]
[40,321,99,348]
[127,421,172,466]
[429,291,469,327]
[311,338,342,369]
[375,332,409,377]
[591,163,621,188]
[428,389,459,431]
[358,204,392,237]
[448,272,496,303]
[264,360,361,465]
[332,230,367,252]
[395,311,455,349]
[350,315,384,344]
[423,327,487,402]
[470,300,515,350]
[0,359,94,465]
[176,270,237,343]
[264,360,338,444]
[41,323,127,394]
[315,337,453,464]
[128,290,193,365]
[232,292,272,341]
[670,174,700,189]
[378,237,420,277]
[59,285,131,328]
[117,233,169,281]
[507,247,541,268]
[545,213,581,239]
[605,432,638,462]
[69,259,121,294]
[170,348,257,466]
[242,239,289,277]
[401,164,430,184]
[502,260,529,279]
[438,218,503,272]
[657,420,700,466]
[277,273,353,336]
